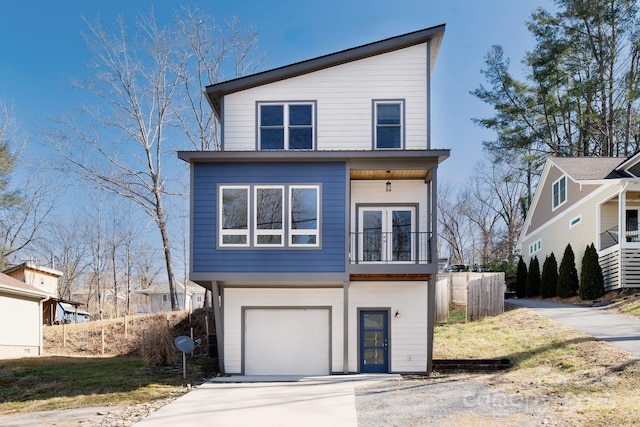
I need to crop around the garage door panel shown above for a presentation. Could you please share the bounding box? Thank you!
[245,308,330,375]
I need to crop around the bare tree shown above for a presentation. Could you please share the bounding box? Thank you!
[47,8,264,310]
[0,102,54,268]
[438,184,474,265]
[36,216,88,300]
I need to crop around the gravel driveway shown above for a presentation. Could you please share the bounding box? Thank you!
[355,374,560,427]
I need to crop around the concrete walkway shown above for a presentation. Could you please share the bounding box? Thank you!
[133,375,400,427]
[507,298,640,357]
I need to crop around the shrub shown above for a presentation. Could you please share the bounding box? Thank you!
[579,243,605,300]
[515,256,527,298]
[526,256,541,297]
[141,315,177,366]
[540,253,558,298]
[557,244,579,298]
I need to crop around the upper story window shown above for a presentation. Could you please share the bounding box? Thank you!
[219,184,320,248]
[374,100,404,149]
[552,175,567,210]
[258,102,315,150]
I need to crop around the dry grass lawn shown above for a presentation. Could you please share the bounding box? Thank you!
[434,304,640,426]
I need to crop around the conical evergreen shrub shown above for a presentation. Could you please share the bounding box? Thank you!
[557,243,579,298]
[515,256,527,298]
[579,243,605,300]
[540,253,558,298]
[526,256,540,297]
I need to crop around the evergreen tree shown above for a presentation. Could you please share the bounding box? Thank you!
[526,256,541,297]
[558,244,579,298]
[579,243,605,300]
[540,253,558,298]
[515,256,527,298]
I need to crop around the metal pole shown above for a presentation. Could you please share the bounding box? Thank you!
[183,352,187,380]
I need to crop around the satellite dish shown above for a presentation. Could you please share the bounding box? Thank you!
[175,335,195,353]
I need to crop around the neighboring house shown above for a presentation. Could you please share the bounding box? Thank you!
[0,272,49,359]
[3,262,63,298]
[179,26,449,375]
[135,282,206,313]
[519,155,640,291]
[43,299,92,325]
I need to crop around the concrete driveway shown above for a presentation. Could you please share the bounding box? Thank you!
[508,298,640,357]
[133,375,400,427]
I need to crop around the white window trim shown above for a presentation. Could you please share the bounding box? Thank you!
[373,99,405,150]
[258,101,316,150]
[288,185,320,247]
[529,239,541,256]
[569,215,581,228]
[254,185,285,247]
[219,185,250,247]
[552,175,567,210]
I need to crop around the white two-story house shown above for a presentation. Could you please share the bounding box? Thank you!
[179,25,449,375]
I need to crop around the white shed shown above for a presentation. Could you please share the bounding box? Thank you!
[0,272,49,359]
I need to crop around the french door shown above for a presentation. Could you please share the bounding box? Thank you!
[358,206,415,263]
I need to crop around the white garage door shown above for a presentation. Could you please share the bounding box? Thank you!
[245,308,330,375]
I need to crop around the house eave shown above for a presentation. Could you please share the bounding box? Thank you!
[178,149,450,164]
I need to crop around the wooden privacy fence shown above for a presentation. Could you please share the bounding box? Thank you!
[435,272,505,322]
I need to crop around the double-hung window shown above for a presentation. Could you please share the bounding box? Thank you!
[289,186,319,246]
[255,186,284,246]
[552,175,567,210]
[259,102,315,150]
[219,184,320,248]
[374,100,404,149]
[220,186,250,246]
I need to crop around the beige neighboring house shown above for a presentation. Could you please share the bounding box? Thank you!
[519,155,640,291]
[0,272,49,359]
[3,262,63,298]
[135,282,206,313]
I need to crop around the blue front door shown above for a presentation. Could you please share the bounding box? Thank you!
[359,310,389,373]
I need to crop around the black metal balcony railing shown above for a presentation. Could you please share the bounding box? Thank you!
[349,231,432,264]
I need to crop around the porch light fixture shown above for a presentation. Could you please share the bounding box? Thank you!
[386,171,392,192]
[395,310,400,318]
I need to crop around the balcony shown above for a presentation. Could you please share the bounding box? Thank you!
[348,231,434,278]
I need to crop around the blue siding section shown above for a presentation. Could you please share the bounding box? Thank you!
[192,162,346,273]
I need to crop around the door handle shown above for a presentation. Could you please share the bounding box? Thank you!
[384,339,388,352]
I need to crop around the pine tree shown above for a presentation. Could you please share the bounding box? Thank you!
[526,256,541,297]
[540,253,558,298]
[579,243,605,300]
[515,256,527,298]
[558,244,579,298]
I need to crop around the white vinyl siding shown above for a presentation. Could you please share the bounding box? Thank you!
[0,293,42,358]
[222,44,428,151]
[349,282,429,372]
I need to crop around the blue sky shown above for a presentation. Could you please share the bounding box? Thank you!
[0,0,554,188]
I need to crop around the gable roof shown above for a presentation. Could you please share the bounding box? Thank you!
[551,157,627,180]
[205,24,446,119]
[0,272,49,299]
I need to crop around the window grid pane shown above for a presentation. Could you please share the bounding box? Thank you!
[259,103,314,150]
[375,102,402,149]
